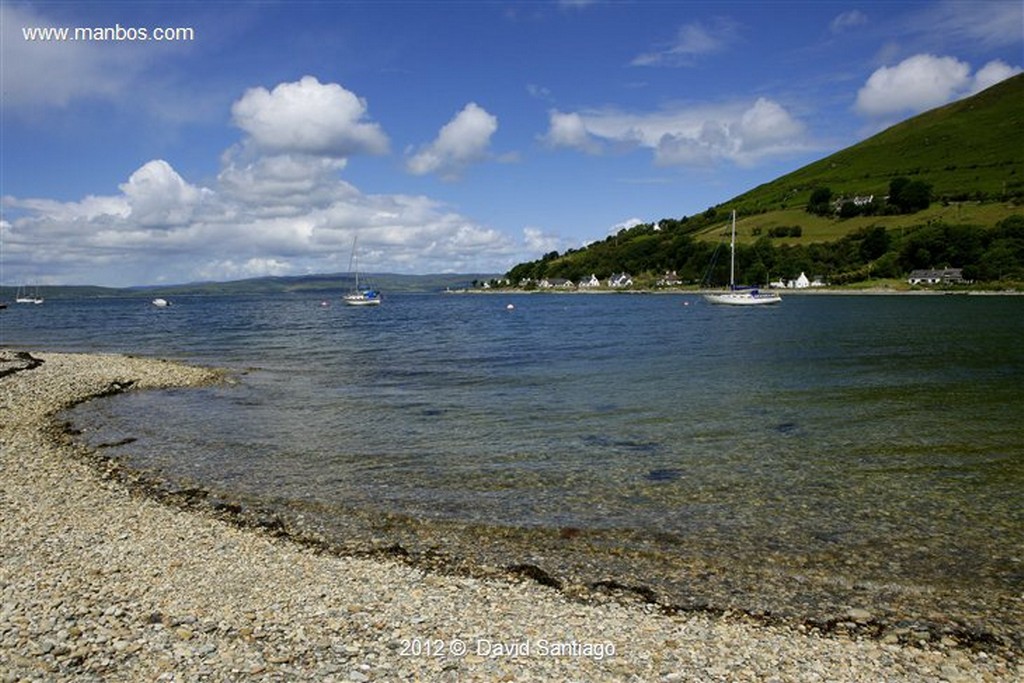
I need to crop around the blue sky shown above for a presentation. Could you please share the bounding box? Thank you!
[2,1,1021,287]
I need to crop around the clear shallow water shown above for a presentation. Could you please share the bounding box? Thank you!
[6,292,1024,635]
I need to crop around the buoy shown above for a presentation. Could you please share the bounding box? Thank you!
[152,298,170,307]
[506,303,515,310]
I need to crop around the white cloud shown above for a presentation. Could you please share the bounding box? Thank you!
[406,103,498,179]
[2,77,531,286]
[541,110,602,154]
[231,76,389,158]
[522,226,564,254]
[855,54,1021,117]
[1,4,216,124]
[916,1,1024,51]
[545,98,809,168]
[1,5,143,109]
[120,160,211,227]
[2,152,523,286]
[632,19,738,67]
[608,218,645,236]
[971,59,1023,94]
[830,10,868,34]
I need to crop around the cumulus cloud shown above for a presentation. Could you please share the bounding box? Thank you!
[120,160,211,227]
[544,98,809,168]
[541,111,602,154]
[406,103,498,179]
[1,77,529,286]
[231,76,389,157]
[3,155,520,285]
[632,19,739,67]
[971,59,1023,93]
[855,54,1021,117]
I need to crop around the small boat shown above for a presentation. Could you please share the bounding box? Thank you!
[152,298,171,307]
[704,211,781,306]
[343,237,382,306]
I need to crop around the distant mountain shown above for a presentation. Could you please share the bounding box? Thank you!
[131,272,497,296]
[506,74,1024,287]
[0,273,498,300]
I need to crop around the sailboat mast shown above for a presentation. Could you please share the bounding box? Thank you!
[349,236,359,290]
[729,210,736,290]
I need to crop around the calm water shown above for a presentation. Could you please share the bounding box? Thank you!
[5,292,1024,635]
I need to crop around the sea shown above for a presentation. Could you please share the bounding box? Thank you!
[4,291,1023,647]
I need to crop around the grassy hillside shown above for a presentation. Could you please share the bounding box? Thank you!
[733,73,1023,216]
[505,74,1024,286]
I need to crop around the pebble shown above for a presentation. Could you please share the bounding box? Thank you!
[1,349,1021,681]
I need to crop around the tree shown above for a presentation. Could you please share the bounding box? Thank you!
[838,201,860,218]
[859,226,890,261]
[807,187,833,216]
[888,177,932,213]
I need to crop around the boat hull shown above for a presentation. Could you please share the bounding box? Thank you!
[344,294,381,306]
[704,292,781,306]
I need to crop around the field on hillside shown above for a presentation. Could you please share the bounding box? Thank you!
[697,202,1024,245]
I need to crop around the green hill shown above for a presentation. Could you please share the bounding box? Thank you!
[505,74,1024,289]
[735,73,1023,216]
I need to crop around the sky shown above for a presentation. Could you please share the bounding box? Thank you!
[1,1,1021,287]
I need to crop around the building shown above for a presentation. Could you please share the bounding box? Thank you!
[607,273,633,288]
[907,268,965,285]
[657,271,682,286]
[539,277,574,289]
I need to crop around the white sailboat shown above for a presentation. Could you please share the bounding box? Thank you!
[15,284,44,305]
[343,237,382,306]
[703,211,781,306]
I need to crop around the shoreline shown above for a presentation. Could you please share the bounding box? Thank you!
[450,286,1024,296]
[1,350,1019,680]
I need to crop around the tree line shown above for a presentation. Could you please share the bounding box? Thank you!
[808,177,934,218]
[505,213,1024,288]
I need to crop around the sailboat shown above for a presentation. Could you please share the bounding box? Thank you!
[703,211,781,306]
[343,237,382,306]
[15,284,44,305]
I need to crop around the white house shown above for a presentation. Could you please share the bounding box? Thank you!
[607,273,633,288]
[539,277,574,289]
[908,268,965,285]
[578,274,601,288]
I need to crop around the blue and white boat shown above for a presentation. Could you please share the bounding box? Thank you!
[704,212,781,306]
[343,237,382,306]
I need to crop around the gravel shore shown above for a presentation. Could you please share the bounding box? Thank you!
[1,350,1019,682]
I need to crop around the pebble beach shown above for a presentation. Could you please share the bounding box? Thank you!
[1,350,1019,682]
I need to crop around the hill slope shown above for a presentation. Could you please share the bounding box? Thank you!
[734,73,1024,214]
